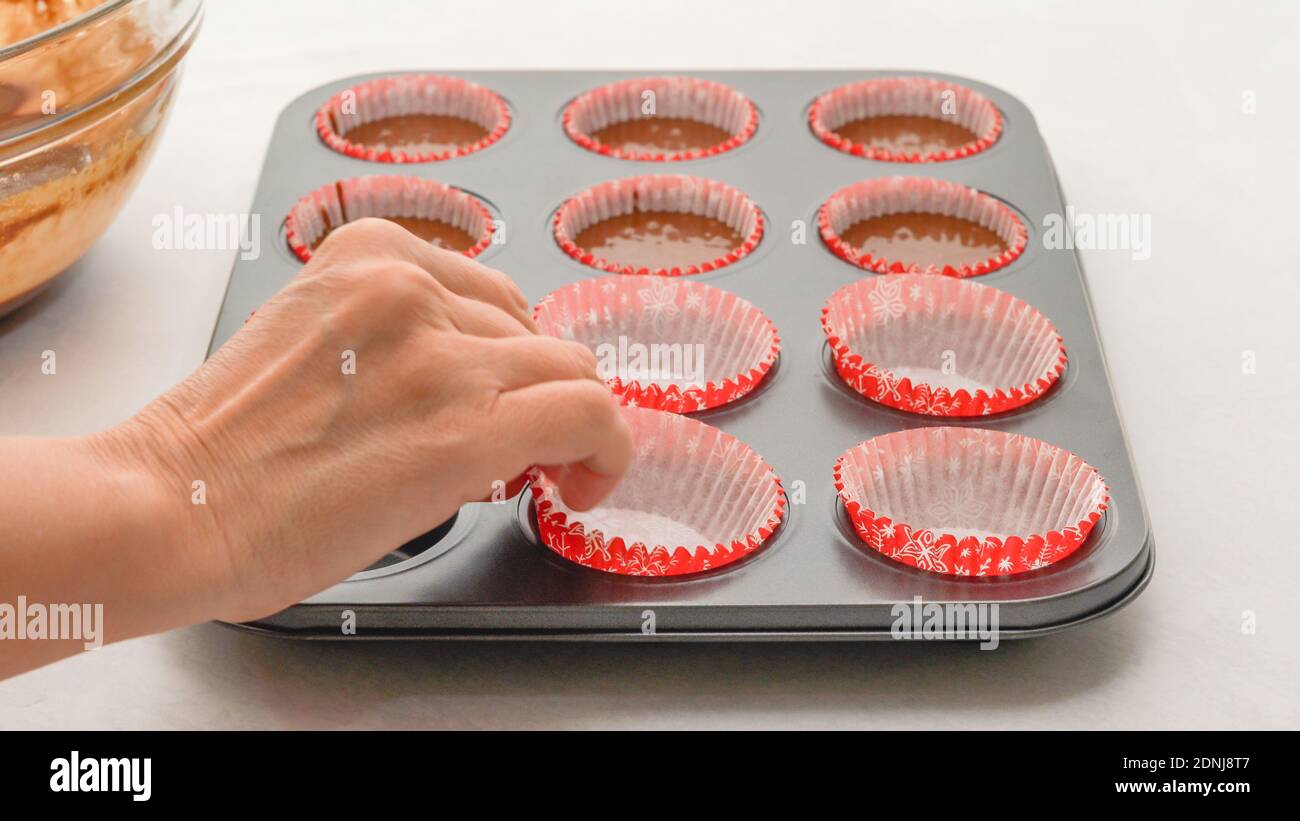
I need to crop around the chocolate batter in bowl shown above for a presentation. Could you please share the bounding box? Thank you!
[0,0,204,317]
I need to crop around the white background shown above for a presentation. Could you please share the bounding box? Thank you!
[1,0,1297,729]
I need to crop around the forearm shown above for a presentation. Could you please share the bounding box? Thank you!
[0,428,216,678]
[0,220,631,681]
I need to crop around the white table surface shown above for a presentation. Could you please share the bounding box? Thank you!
[2,0,1297,730]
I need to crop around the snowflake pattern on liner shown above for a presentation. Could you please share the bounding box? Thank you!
[534,276,781,414]
[868,277,907,324]
[833,427,1109,578]
[821,273,1067,417]
[530,493,783,577]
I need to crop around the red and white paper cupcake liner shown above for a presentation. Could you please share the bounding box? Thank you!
[316,74,510,163]
[530,407,786,577]
[284,175,495,263]
[822,274,1066,416]
[834,427,1109,577]
[534,276,780,413]
[554,174,764,276]
[819,177,1027,277]
[809,76,1002,162]
[563,76,759,162]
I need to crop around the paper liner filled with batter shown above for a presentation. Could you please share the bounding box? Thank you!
[534,276,780,413]
[530,407,785,576]
[819,177,1027,277]
[315,74,510,163]
[284,175,495,262]
[563,76,758,161]
[822,274,1065,416]
[554,174,764,276]
[809,76,1002,162]
[834,427,1108,577]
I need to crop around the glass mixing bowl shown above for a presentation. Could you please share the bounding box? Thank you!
[0,0,203,317]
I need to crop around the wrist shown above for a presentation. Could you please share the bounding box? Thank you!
[85,411,241,629]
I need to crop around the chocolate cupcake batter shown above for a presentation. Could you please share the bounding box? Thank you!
[341,114,488,156]
[589,117,733,156]
[386,217,478,253]
[577,207,748,268]
[840,213,1006,269]
[310,217,478,254]
[834,115,978,157]
[575,210,744,270]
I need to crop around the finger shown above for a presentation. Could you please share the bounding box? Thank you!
[383,226,535,329]
[467,335,601,390]
[491,380,634,510]
[443,292,533,338]
[534,461,624,513]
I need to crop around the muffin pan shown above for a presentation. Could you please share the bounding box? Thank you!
[209,70,1153,640]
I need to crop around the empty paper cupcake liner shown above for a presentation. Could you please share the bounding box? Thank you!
[809,76,1002,162]
[534,276,780,413]
[834,427,1108,577]
[530,407,785,576]
[315,74,510,163]
[554,174,764,276]
[563,76,759,161]
[822,274,1066,416]
[284,175,495,262]
[819,177,1027,277]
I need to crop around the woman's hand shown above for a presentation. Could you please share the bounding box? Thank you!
[94,218,633,628]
